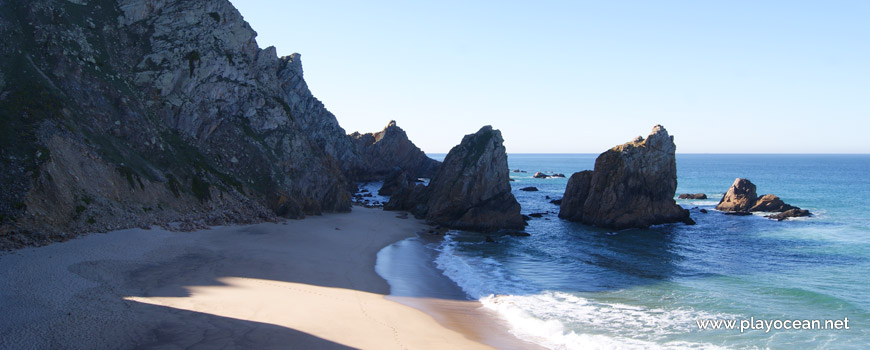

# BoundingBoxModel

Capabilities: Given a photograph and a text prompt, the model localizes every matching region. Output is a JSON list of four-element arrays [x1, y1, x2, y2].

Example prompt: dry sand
[[0, 207, 533, 349]]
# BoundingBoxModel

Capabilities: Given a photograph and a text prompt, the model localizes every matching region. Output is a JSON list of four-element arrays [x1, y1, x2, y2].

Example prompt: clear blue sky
[[230, 1, 869, 154]]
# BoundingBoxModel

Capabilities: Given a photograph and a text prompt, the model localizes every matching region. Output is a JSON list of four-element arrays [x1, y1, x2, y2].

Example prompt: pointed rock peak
[[478, 125, 494, 134], [387, 120, 397, 128], [651, 124, 667, 135], [280, 52, 303, 75], [639, 124, 675, 152], [289, 52, 302, 62]]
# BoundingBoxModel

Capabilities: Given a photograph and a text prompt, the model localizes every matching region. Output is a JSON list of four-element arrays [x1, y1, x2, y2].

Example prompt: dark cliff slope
[[0, 0, 365, 247], [349, 120, 440, 181]]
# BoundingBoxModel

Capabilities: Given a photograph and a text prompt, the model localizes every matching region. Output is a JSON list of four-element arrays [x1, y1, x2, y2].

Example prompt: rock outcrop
[[715, 178, 810, 219], [350, 120, 440, 181], [558, 125, 693, 229], [0, 0, 374, 248], [715, 179, 757, 212], [678, 193, 708, 199], [766, 208, 811, 221], [750, 194, 797, 212], [385, 126, 524, 232], [378, 168, 415, 196], [533, 172, 566, 179]]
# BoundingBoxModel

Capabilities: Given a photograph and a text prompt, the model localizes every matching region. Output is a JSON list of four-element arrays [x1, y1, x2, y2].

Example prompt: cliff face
[[385, 126, 524, 232], [559, 125, 693, 229], [0, 0, 360, 247], [350, 120, 440, 181]]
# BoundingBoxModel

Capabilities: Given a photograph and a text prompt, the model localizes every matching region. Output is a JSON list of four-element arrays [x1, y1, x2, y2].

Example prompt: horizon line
[[424, 152, 870, 155]]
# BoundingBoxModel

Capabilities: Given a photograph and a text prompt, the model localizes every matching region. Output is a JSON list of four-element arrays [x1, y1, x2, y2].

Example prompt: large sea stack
[[558, 125, 693, 229], [385, 126, 524, 232], [349, 120, 440, 181]]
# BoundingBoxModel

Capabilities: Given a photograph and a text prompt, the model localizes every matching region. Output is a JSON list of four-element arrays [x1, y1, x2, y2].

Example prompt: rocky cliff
[[558, 125, 693, 229], [385, 126, 524, 232], [0, 0, 367, 247], [350, 120, 440, 181]]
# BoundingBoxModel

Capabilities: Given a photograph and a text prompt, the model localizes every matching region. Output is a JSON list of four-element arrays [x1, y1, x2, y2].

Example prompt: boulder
[[558, 125, 693, 229], [678, 193, 707, 200], [766, 208, 812, 221], [382, 181, 426, 212], [520, 187, 539, 192], [378, 168, 415, 196], [386, 126, 524, 232], [551, 173, 566, 178], [549, 198, 562, 205], [715, 178, 757, 212], [750, 194, 797, 212]]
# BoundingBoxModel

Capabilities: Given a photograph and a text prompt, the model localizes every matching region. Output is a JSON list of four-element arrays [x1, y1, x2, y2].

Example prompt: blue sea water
[[408, 154, 870, 349]]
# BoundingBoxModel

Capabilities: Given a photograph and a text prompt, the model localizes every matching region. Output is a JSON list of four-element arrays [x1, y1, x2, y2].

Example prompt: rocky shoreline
[[0, 1, 815, 250]]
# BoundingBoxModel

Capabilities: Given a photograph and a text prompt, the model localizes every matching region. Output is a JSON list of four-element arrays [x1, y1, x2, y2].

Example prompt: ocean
[[375, 154, 870, 349]]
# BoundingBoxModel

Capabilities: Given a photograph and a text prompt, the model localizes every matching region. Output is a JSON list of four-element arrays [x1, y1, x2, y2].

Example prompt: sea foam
[[434, 235, 734, 350]]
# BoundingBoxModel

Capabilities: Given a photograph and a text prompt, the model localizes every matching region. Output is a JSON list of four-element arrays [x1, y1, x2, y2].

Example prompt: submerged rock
[[679, 193, 708, 200], [385, 126, 524, 232], [558, 125, 693, 229], [766, 208, 812, 221], [532, 172, 566, 179], [519, 187, 539, 192]]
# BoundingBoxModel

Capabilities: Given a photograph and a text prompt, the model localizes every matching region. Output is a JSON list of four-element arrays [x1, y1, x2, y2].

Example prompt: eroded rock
[[558, 125, 693, 229]]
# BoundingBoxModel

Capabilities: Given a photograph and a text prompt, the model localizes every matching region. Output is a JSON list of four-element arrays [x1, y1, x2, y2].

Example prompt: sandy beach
[[0, 207, 537, 349]]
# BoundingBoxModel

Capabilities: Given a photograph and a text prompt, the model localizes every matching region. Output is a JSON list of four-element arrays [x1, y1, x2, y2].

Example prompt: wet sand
[[0, 207, 525, 349]]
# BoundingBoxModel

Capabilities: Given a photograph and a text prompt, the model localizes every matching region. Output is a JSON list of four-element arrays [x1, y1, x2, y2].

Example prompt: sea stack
[[350, 120, 441, 181], [715, 178, 810, 219], [558, 125, 693, 229], [715, 178, 757, 212], [386, 126, 524, 232]]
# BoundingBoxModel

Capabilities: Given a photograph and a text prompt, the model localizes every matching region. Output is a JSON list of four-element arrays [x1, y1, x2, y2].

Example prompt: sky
[[230, 1, 869, 154]]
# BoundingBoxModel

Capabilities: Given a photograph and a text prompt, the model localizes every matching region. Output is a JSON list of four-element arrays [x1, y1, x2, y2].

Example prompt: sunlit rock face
[[559, 125, 693, 229]]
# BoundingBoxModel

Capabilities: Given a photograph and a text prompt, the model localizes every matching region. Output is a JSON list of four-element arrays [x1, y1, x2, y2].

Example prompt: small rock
[[520, 187, 539, 192], [766, 208, 812, 221], [678, 193, 707, 200]]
